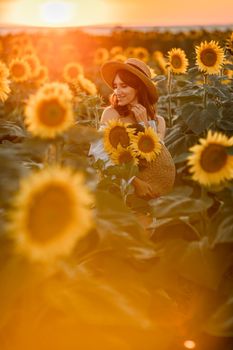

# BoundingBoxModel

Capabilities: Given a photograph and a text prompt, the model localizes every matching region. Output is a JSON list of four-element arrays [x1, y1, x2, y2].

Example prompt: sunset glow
[[0, 0, 112, 27], [39, 1, 74, 25], [0, 0, 233, 27]]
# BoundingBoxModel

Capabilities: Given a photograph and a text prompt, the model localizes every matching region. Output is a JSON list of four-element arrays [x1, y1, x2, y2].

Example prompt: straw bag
[[137, 143, 176, 198]]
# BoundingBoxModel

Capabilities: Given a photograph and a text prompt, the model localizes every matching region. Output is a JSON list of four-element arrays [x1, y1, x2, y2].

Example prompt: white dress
[[88, 119, 164, 164]]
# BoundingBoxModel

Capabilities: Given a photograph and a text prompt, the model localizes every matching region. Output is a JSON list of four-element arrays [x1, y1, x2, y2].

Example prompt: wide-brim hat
[[100, 58, 158, 103]]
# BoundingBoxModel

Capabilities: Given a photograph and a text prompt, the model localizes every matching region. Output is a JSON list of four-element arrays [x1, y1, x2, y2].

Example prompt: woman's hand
[[130, 103, 149, 126], [132, 177, 154, 199]]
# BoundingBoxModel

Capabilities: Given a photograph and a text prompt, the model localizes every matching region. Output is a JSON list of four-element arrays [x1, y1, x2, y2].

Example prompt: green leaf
[[150, 189, 213, 219], [157, 237, 233, 290], [205, 296, 233, 336], [227, 146, 233, 155], [151, 217, 200, 241]]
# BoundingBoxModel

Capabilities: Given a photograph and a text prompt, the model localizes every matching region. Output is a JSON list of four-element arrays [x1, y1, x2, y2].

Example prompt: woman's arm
[[156, 115, 166, 141], [132, 177, 154, 199]]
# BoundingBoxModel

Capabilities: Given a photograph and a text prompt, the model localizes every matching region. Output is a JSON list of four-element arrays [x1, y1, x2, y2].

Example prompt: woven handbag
[[137, 143, 176, 198]]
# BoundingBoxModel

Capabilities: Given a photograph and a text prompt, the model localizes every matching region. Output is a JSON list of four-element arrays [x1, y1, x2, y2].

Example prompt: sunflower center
[[68, 67, 79, 79], [171, 55, 182, 69], [138, 135, 155, 153], [38, 99, 66, 127], [118, 150, 133, 164], [109, 126, 130, 148], [200, 144, 228, 172], [26, 184, 74, 244], [138, 51, 146, 59], [200, 49, 217, 67], [11, 63, 26, 77]]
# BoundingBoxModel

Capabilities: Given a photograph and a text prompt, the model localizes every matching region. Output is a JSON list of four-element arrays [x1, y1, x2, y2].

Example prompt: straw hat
[[137, 143, 176, 198], [100, 58, 158, 103]]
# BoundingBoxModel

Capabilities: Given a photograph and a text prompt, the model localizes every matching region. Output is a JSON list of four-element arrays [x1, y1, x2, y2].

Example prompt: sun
[[39, 1, 74, 25]]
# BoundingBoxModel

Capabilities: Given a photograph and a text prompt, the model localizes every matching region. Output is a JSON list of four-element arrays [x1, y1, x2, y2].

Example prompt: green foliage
[[0, 27, 232, 349]]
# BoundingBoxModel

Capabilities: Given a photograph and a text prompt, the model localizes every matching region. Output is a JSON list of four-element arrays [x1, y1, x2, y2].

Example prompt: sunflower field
[[0, 27, 233, 350]]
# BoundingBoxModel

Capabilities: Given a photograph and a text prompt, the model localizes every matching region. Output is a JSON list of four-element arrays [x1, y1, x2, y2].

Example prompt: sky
[[0, 0, 233, 27]]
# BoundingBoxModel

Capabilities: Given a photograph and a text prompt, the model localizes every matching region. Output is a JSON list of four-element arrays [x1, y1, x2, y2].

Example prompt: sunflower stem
[[200, 186, 208, 236], [94, 106, 100, 129], [44, 139, 62, 165], [167, 69, 173, 128], [203, 74, 208, 109]]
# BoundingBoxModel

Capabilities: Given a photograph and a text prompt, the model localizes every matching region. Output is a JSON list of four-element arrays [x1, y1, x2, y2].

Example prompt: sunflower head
[[134, 47, 149, 63], [39, 82, 73, 101], [152, 50, 167, 74], [187, 130, 233, 186], [24, 84, 74, 138], [226, 32, 233, 55], [77, 74, 97, 95], [63, 62, 84, 83], [111, 54, 127, 63], [8, 166, 93, 261], [110, 46, 123, 57], [124, 47, 136, 58], [0, 79, 11, 103], [195, 40, 225, 75], [131, 127, 162, 162], [93, 48, 109, 65], [9, 58, 31, 82], [104, 120, 135, 153], [0, 60, 10, 80], [34, 65, 49, 85], [110, 145, 139, 166], [22, 54, 41, 78], [167, 48, 189, 74]]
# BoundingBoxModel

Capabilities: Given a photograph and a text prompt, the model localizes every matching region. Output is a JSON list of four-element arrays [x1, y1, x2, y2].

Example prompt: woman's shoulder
[[155, 115, 166, 127], [156, 114, 165, 122], [101, 106, 120, 124]]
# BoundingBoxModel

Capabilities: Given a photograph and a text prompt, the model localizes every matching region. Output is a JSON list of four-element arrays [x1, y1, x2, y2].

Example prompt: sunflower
[[22, 54, 41, 78], [39, 82, 73, 102], [0, 61, 11, 102], [149, 67, 157, 79], [8, 166, 93, 261], [24, 88, 74, 138], [0, 60, 10, 80], [167, 48, 189, 74], [93, 48, 109, 65], [131, 127, 162, 162], [104, 120, 135, 154], [8, 44, 22, 59], [195, 41, 224, 75], [226, 32, 233, 55], [110, 145, 139, 165], [221, 59, 233, 84], [187, 130, 233, 186], [110, 46, 123, 56], [124, 47, 136, 58], [63, 62, 84, 83], [23, 44, 36, 56], [152, 50, 167, 74], [0, 78, 11, 103], [134, 47, 149, 63], [34, 65, 49, 85], [9, 58, 31, 82], [77, 74, 97, 95], [111, 54, 127, 62]]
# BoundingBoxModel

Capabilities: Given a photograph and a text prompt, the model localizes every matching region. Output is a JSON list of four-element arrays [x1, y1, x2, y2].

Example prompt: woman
[[89, 57, 166, 198]]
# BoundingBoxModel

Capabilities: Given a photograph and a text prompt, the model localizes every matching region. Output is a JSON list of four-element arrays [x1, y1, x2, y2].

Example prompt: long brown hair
[[109, 69, 158, 121]]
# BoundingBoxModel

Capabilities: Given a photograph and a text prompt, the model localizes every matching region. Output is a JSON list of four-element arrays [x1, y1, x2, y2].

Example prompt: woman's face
[[113, 74, 138, 106]]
